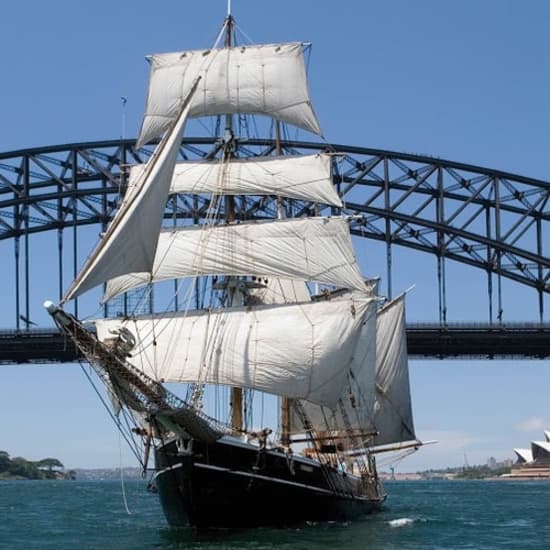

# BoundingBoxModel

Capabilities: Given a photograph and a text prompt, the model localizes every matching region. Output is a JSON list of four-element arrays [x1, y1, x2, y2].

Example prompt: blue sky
[[0, 0, 549, 471]]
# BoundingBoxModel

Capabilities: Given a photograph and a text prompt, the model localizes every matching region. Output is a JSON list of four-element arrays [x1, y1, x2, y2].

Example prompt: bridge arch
[[0, 138, 548, 328]]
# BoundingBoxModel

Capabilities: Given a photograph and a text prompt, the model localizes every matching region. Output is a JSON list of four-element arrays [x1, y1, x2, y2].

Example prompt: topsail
[[129, 154, 341, 207], [103, 217, 367, 301], [137, 42, 322, 148]]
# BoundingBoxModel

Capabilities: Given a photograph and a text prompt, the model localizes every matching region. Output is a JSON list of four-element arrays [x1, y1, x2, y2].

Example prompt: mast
[[280, 398, 291, 448], [222, 9, 243, 435], [275, 119, 292, 448]]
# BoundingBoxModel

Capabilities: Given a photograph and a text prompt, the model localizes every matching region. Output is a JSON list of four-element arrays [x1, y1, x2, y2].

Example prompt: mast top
[[227, 0, 232, 17]]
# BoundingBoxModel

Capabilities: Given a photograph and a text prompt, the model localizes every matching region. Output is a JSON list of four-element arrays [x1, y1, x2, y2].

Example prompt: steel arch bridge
[[0, 138, 549, 360]]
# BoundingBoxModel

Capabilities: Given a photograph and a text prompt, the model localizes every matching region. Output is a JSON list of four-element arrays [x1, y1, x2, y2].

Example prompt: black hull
[[153, 436, 385, 528]]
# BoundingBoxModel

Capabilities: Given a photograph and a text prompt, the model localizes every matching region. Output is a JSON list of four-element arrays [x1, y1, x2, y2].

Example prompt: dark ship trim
[[152, 435, 385, 528]]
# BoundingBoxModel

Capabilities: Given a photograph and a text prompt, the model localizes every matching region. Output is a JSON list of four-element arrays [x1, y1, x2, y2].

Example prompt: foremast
[[218, 10, 244, 435], [275, 120, 292, 450]]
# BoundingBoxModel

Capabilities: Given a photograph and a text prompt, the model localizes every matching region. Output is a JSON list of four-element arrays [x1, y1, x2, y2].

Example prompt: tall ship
[[45, 8, 422, 529]]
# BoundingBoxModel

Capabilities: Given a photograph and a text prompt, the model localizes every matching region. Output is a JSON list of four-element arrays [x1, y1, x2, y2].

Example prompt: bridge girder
[[1, 323, 548, 365], [0, 138, 548, 326]]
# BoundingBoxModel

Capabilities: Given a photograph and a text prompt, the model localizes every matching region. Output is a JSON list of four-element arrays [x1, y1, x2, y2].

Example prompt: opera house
[[508, 430, 550, 478]]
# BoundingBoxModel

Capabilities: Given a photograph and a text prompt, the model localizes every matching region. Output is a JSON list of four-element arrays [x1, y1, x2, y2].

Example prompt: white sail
[[247, 278, 311, 305], [103, 217, 367, 301], [289, 295, 415, 448], [128, 154, 342, 207], [94, 296, 376, 409], [370, 294, 416, 446], [136, 42, 322, 148], [63, 80, 200, 302], [288, 290, 378, 439]]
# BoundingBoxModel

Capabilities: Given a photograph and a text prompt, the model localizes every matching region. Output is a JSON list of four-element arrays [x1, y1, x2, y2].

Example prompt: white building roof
[[531, 441, 550, 461], [514, 448, 533, 463]]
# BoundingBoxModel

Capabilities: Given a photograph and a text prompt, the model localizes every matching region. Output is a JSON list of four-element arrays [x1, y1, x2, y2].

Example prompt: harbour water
[[1, 479, 549, 549]]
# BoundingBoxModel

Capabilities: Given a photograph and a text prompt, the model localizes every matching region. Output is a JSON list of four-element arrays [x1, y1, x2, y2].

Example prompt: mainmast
[[274, 120, 292, 449], [221, 9, 244, 435]]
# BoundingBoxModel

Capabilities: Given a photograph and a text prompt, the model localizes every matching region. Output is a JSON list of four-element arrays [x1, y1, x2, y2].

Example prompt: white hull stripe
[[152, 462, 184, 482]]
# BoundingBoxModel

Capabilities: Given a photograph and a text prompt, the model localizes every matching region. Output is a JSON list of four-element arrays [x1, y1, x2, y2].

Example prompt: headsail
[[63, 79, 201, 303], [94, 295, 376, 409], [128, 154, 342, 207], [136, 42, 322, 148], [103, 217, 367, 301]]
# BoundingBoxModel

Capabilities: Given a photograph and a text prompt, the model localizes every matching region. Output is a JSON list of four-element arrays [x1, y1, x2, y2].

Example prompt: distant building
[[508, 430, 550, 479], [513, 429, 550, 464], [514, 448, 533, 464]]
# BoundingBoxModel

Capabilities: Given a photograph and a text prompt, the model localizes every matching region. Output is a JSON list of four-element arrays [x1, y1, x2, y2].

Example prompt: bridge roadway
[[0, 324, 548, 364]]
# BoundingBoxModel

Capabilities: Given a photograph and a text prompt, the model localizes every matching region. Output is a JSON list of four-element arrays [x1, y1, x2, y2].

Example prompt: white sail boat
[[44, 9, 422, 528]]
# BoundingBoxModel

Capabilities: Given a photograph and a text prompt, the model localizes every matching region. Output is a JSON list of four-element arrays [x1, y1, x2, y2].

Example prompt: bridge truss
[[0, 138, 548, 337]]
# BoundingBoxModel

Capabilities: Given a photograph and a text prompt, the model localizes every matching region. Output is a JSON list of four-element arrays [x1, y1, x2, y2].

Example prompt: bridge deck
[[407, 323, 550, 359], [0, 324, 548, 364]]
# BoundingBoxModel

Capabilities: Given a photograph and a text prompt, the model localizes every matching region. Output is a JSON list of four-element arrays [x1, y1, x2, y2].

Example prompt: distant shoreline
[[0, 451, 74, 481], [0, 472, 74, 481], [382, 475, 550, 481]]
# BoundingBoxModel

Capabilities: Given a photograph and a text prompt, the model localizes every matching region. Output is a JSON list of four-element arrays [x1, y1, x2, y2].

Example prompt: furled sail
[[370, 294, 416, 446], [63, 80, 200, 303], [136, 42, 322, 148], [94, 296, 376, 409], [128, 154, 342, 207], [103, 217, 367, 302]]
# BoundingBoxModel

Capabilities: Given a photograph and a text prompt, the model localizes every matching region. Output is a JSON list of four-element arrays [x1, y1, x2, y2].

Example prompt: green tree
[[37, 458, 64, 471], [0, 451, 10, 473], [9, 457, 41, 479]]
